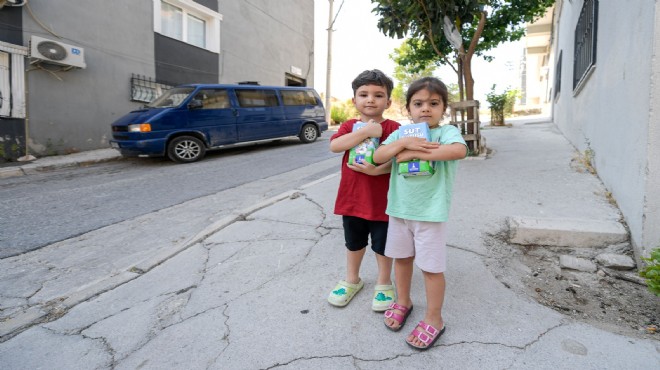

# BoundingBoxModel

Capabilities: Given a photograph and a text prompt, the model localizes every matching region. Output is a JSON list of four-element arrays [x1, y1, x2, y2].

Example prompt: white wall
[[552, 0, 659, 259]]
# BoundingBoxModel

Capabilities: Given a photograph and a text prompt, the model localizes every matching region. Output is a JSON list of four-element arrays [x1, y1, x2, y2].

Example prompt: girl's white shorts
[[384, 216, 447, 273]]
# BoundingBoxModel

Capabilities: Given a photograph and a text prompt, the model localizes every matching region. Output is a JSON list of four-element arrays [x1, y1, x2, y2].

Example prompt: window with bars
[[130, 74, 175, 103], [573, 0, 598, 92]]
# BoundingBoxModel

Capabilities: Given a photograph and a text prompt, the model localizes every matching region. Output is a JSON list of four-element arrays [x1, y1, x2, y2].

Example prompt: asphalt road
[[0, 135, 341, 258]]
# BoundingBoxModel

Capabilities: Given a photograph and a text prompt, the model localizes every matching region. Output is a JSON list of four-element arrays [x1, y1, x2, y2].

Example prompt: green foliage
[[504, 89, 521, 115], [486, 84, 517, 124], [371, 0, 556, 100], [447, 83, 460, 104], [330, 99, 358, 125], [390, 40, 436, 86], [639, 248, 660, 296]]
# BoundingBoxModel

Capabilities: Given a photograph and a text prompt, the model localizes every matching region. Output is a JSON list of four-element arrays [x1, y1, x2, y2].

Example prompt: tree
[[371, 0, 555, 102], [389, 40, 436, 114]]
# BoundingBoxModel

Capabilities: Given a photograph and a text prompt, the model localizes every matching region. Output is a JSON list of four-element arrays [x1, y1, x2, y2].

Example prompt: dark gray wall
[[155, 34, 219, 85], [0, 5, 22, 44]]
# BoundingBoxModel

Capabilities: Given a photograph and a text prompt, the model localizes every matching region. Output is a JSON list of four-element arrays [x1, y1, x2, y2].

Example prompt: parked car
[[110, 84, 327, 163]]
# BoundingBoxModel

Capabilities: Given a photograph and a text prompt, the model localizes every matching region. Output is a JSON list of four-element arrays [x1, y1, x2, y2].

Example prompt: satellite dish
[[36, 41, 67, 61]]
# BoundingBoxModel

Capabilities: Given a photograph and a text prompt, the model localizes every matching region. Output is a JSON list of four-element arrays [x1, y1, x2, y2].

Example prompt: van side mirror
[[188, 99, 203, 109]]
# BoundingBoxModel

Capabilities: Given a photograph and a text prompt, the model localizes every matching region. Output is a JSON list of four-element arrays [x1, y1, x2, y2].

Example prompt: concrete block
[[559, 255, 597, 272], [508, 217, 628, 248], [595, 253, 636, 270]]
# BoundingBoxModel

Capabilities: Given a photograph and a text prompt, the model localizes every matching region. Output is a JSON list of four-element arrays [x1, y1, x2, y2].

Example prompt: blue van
[[110, 84, 327, 163]]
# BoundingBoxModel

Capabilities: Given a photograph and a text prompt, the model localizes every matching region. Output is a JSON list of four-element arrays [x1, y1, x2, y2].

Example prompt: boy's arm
[[347, 159, 393, 176], [329, 120, 382, 153], [395, 142, 468, 162]]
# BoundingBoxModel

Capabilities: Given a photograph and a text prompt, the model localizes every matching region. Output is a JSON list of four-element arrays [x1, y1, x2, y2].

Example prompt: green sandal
[[372, 284, 396, 311], [327, 279, 364, 307]]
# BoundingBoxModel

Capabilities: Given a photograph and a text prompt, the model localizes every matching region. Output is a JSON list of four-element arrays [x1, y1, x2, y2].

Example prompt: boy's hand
[[347, 161, 380, 175], [361, 119, 382, 138]]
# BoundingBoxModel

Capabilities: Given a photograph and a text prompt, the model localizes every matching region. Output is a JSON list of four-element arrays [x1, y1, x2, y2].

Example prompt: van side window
[[236, 89, 278, 107], [194, 89, 230, 109], [281, 90, 307, 106], [304, 90, 319, 105]]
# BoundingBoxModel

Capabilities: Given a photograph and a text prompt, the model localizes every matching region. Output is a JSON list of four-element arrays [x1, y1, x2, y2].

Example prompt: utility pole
[[324, 0, 334, 124]]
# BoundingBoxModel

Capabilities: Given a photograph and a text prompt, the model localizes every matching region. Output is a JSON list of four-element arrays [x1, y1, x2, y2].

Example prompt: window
[[154, 0, 222, 53], [236, 89, 278, 108], [281, 90, 306, 106], [573, 0, 598, 92], [194, 89, 230, 109], [130, 74, 175, 103], [554, 51, 562, 99]]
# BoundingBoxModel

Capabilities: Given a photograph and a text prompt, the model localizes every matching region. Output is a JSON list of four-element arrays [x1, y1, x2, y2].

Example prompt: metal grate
[[573, 0, 598, 91], [130, 74, 175, 103]]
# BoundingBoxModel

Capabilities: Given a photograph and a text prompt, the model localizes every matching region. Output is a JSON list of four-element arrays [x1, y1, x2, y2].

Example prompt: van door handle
[[232, 109, 239, 117]]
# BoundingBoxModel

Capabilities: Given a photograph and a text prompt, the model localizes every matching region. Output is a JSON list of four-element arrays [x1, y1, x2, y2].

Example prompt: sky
[[313, 0, 525, 103]]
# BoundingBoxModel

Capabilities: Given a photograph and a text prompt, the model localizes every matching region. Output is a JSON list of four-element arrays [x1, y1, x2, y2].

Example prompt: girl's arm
[[395, 142, 468, 163], [373, 137, 439, 163]]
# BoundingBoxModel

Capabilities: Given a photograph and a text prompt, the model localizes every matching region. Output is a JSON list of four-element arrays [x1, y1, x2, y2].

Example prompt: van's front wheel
[[299, 124, 318, 143], [168, 136, 206, 163]]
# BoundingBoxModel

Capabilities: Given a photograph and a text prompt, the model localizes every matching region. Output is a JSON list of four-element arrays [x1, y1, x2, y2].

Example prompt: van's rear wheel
[[299, 124, 318, 143], [168, 136, 206, 163]]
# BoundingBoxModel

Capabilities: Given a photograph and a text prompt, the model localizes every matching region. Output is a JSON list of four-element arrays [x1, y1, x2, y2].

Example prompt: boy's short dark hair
[[351, 69, 394, 98]]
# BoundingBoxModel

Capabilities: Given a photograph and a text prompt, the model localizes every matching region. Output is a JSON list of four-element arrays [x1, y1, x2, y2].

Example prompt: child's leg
[[346, 248, 366, 284], [407, 271, 445, 347], [384, 256, 414, 329], [375, 253, 393, 285]]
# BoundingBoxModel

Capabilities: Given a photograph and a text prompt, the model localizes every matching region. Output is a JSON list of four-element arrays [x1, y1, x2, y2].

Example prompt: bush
[[639, 247, 660, 296], [486, 85, 519, 125], [330, 100, 358, 125]]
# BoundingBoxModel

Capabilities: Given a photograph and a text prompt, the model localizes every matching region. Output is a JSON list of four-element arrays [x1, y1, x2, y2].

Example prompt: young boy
[[327, 69, 401, 311]]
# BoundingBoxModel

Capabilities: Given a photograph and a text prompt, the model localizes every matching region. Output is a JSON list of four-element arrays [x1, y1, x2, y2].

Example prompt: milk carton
[[347, 122, 379, 165], [398, 122, 435, 176]]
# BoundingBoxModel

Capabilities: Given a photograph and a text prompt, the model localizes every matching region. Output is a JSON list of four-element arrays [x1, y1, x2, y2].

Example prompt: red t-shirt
[[331, 118, 401, 221]]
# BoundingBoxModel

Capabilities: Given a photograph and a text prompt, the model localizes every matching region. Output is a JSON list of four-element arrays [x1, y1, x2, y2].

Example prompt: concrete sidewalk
[[0, 118, 658, 369]]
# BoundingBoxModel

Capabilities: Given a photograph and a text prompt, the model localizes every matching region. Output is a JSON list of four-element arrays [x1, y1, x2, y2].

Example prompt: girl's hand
[[395, 150, 421, 163], [398, 137, 440, 152]]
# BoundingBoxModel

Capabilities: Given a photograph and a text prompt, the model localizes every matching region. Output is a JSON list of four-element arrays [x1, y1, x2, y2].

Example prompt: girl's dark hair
[[406, 77, 449, 113], [351, 69, 394, 98]]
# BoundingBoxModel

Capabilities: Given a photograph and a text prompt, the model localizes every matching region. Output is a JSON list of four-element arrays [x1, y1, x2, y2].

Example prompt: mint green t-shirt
[[382, 124, 467, 222]]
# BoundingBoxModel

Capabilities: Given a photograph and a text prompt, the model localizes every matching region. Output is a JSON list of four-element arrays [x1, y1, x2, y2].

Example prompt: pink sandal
[[406, 320, 446, 350], [383, 303, 413, 332]]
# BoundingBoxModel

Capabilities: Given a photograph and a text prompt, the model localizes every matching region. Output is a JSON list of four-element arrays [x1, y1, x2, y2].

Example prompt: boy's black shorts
[[342, 215, 388, 255]]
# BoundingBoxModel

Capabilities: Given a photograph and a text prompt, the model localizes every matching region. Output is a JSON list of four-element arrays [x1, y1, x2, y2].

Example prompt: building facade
[[0, 0, 315, 159], [546, 0, 660, 262]]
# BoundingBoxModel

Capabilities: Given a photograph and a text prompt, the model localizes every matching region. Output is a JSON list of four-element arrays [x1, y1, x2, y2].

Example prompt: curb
[[0, 150, 123, 179]]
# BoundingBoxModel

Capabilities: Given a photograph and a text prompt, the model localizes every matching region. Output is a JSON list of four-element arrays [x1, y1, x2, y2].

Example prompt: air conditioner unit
[[29, 35, 86, 69]]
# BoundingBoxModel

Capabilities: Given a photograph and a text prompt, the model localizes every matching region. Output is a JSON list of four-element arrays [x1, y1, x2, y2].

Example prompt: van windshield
[[147, 87, 195, 108]]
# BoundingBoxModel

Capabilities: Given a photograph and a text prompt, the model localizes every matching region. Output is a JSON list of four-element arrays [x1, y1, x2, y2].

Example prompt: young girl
[[373, 77, 467, 350]]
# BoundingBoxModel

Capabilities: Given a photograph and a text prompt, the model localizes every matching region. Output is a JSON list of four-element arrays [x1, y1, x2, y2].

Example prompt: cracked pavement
[[1, 120, 659, 369]]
